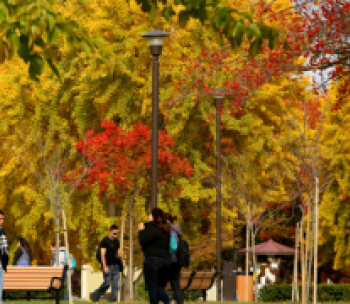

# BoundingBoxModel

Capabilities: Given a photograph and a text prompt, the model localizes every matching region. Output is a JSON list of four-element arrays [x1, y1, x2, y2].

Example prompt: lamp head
[[142, 30, 170, 55]]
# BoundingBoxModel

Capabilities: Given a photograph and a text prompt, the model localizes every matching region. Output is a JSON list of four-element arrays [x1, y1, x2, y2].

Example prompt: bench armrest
[[48, 276, 64, 292]]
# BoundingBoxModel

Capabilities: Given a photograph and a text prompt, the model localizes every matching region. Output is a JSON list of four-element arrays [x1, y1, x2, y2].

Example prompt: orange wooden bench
[[3, 265, 67, 304], [165, 270, 218, 301]]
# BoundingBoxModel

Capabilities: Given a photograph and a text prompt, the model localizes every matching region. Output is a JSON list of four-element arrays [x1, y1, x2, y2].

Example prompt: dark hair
[[50, 242, 56, 248], [18, 237, 32, 261], [151, 208, 171, 238], [0, 210, 4, 216], [164, 213, 177, 224], [110, 224, 118, 231]]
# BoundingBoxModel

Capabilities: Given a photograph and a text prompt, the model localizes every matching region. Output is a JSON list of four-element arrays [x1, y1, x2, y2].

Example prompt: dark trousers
[[169, 262, 184, 304], [143, 257, 170, 304]]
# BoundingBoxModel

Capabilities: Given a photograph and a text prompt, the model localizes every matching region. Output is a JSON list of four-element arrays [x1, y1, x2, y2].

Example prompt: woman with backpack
[[165, 213, 184, 304], [138, 208, 173, 304], [13, 237, 32, 266]]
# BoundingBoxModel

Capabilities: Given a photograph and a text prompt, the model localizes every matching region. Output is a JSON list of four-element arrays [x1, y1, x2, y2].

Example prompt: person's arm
[[13, 248, 21, 265], [138, 224, 157, 246], [117, 249, 122, 259], [100, 247, 108, 273]]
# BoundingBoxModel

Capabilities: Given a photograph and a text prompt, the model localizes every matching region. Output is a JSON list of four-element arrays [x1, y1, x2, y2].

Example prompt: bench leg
[[56, 290, 60, 304], [27, 291, 31, 301], [202, 290, 207, 301], [3, 290, 5, 301]]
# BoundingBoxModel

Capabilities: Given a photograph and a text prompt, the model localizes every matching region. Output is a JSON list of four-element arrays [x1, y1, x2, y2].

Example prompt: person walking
[[0, 210, 9, 304], [13, 238, 32, 266], [138, 208, 172, 304], [165, 213, 184, 304], [92, 224, 122, 303], [50, 241, 72, 301]]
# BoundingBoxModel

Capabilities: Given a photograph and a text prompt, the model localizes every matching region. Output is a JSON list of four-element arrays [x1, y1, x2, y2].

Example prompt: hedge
[[135, 281, 202, 301], [259, 284, 350, 302]]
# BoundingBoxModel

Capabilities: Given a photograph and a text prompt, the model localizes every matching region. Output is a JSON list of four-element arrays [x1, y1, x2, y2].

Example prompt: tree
[[3, 129, 99, 302], [0, 0, 111, 80]]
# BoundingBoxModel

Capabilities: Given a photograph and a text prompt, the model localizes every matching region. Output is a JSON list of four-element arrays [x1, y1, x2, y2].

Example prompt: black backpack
[[96, 244, 102, 264], [173, 231, 190, 268]]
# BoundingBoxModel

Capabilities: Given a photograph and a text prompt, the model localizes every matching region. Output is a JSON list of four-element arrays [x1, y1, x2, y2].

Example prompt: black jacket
[[138, 222, 170, 259]]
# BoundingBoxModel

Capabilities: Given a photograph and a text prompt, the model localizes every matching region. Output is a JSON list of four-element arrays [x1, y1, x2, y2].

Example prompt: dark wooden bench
[[166, 270, 218, 301], [3, 265, 67, 304]]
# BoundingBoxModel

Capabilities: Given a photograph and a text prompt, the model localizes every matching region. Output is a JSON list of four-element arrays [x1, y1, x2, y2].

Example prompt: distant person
[[138, 208, 172, 304], [165, 213, 183, 304], [0, 210, 9, 304], [92, 224, 122, 303], [50, 241, 73, 301], [13, 237, 32, 266]]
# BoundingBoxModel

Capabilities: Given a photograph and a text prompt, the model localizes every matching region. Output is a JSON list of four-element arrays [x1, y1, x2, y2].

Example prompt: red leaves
[[71, 120, 193, 200]]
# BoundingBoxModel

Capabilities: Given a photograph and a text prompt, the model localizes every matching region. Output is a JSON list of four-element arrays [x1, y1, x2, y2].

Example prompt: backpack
[[64, 251, 76, 270], [173, 231, 190, 268], [17, 247, 30, 266], [169, 231, 178, 256]]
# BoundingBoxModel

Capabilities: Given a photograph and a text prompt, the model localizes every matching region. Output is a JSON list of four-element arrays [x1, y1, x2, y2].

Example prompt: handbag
[[169, 231, 178, 256]]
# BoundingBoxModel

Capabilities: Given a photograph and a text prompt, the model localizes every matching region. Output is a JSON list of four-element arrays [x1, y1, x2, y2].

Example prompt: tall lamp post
[[212, 88, 226, 302], [142, 30, 170, 210]]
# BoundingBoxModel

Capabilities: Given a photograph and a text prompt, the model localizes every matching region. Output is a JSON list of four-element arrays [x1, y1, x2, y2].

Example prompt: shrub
[[135, 281, 203, 301], [259, 284, 350, 302]]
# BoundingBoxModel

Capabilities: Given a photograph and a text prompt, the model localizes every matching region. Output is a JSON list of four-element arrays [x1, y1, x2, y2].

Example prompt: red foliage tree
[[67, 120, 193, 203]]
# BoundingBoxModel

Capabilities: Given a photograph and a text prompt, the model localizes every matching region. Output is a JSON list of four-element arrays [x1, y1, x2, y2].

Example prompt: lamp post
[[142, 30, 170, 210], [212, 88, 226, 302]]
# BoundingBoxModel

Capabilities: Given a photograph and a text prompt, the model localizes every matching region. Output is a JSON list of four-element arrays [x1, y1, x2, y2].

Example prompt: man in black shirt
[[93, 224, 122, 302]]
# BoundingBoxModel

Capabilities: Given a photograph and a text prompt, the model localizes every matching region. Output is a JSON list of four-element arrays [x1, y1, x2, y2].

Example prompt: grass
[[5, 300, 349, 304]]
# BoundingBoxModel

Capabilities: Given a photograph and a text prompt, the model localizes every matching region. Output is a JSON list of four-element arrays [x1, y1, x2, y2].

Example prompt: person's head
[[151, 208, 170, 238], [0, 210, 4, 228], [18, 237, 32, 257], [164, 213, 177, 224], [108, 224, 119, 240], [50, 242, 56, 252]]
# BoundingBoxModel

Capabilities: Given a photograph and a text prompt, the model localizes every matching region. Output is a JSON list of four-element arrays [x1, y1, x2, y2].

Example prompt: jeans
[[169, 262, 184, 304], [143, 257, 171, 304], [0, 266, 3, 304], [93, 265, 120, 302]]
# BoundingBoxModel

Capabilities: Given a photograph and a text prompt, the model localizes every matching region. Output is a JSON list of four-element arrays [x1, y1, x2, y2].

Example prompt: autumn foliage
[[69, 120, 193, 201]]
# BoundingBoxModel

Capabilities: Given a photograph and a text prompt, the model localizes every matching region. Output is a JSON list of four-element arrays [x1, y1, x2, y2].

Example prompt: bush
[[135, 281, 203, 302], [259, 284, 350, 302], [4, 289, 65, 300]]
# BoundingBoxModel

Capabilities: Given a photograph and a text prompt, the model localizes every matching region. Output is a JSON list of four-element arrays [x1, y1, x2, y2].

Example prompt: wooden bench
[[3, 265, 67, 304], [165, 270, 218, 301]]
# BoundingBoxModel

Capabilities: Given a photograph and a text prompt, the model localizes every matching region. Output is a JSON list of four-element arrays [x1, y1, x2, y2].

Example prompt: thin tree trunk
[[301, 217, 306, 304], [307, 206, 315, 304], [62, 210, 73, 304], [129, 198, 134, 301], [246, 216, 250, 302], [294, 222, 300, 302], [55, 216, 60, 266], [251, 227, 258, 302], [314, 178, 319, 304], [119, 207, 126, 302], [306, 205, 312, 304]]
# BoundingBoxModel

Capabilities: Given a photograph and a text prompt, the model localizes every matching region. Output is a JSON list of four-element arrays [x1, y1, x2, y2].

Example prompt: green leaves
[[249, 38, 262, 57], [162, 6, 175, 20], [29, 55, 44, 81], [179, 11, 191, 27]]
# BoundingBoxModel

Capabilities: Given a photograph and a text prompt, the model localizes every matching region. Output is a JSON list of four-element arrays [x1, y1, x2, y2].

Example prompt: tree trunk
[[300, 217, 306, 304], [293, 222, 300, 302], [62, 210, 73, 304], [306, 205, 312, 304], [246, 218, 250, 302], [119, 207, 126, 302], [55, 216, 60, 266], [108, 200, 115, 217], [307, 206, 315, 304], [129, 198, 134, 300], [314, 178, 319, 304], [251, 228, 258, 302]]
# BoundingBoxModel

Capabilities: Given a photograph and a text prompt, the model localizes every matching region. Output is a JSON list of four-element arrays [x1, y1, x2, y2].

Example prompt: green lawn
[[1, 300, 349, 304]]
